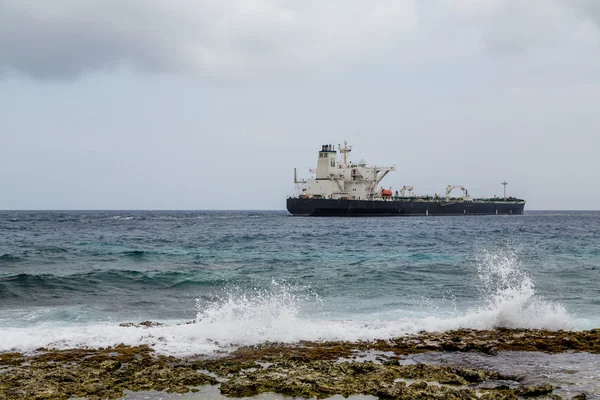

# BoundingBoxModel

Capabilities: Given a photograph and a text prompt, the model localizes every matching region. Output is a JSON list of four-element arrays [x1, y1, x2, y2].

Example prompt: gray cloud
[[443, 0, 600, 53], [4, 1, 600, 80], [0, 1, 417, 80]]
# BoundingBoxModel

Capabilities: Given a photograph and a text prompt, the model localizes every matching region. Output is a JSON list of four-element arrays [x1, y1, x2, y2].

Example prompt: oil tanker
[[287, 142, 525, 216]]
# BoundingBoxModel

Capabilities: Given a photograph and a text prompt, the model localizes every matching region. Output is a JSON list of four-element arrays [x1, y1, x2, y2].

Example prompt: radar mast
[[338, 140, 352, 165]]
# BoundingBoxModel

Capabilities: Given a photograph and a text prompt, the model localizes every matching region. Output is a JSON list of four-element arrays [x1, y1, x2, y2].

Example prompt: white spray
[[0, 250, 579, 356]]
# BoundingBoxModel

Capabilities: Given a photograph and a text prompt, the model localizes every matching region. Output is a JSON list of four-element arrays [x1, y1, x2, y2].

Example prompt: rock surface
[[1, 327, 598, 399]]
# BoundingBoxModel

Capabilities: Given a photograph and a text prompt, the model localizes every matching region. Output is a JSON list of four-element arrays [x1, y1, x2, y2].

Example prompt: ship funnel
[[320, 144, 337, 152]]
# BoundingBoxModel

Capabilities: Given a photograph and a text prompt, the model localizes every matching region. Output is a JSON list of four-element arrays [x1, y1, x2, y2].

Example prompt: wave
[[0, 270, 226, 300], [0, 274, 82, 301], [0, 254, 23, 263], [0, 249, 592, 356], [0, 273, 73, 288], [38, 247, 68, 254], [63, 248, 192, 261], [466, 248, 573, 330], [0, 257, 586, 357], [122, 250, 148, 259]]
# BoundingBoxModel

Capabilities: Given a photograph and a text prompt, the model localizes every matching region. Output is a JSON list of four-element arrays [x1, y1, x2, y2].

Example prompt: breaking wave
[[0, 252, 582, 356], [471, 249, 573, 329]]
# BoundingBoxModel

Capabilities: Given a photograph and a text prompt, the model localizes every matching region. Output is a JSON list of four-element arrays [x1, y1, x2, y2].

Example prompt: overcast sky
[[1, 0, 599, 210]]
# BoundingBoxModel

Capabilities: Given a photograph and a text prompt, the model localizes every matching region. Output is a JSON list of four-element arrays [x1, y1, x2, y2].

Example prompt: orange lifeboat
[[381, 189, 393, 197]]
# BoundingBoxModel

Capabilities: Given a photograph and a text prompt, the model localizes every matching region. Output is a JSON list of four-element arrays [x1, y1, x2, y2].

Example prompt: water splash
[[0, 257, 579, 356], [447, 248, 574, 330], [194, 279, 323, 343]]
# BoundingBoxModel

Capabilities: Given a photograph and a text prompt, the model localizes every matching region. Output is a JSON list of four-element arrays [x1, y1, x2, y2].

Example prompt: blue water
[[0, 210, 599, 356]]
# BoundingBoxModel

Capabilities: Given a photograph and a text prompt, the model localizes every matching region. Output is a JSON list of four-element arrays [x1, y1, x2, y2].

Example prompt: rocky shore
[[1, 327, 599, 400]]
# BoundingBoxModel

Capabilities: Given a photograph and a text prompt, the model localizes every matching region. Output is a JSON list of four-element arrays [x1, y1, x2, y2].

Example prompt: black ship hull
[[287, 198, 525, 216]]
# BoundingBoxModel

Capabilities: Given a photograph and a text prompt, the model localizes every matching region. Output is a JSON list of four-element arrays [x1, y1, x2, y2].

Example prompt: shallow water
[[413, 351, 600, 399], [122, 387, 376, 400]]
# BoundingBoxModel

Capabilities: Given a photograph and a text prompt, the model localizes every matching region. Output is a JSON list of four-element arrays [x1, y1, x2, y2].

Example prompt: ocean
[[1, 210, 599, 358]]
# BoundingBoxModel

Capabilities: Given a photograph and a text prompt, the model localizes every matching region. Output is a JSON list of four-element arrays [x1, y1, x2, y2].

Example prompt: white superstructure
[[294, 142, 396, 200]]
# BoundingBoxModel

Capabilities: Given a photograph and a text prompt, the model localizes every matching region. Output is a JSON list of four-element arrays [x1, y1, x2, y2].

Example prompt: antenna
[[338, 140, 352, 165], [502, 181, 508, 199]]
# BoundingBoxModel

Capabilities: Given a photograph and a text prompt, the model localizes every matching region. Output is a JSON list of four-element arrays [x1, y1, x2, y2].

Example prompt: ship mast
[[338, 140, 352, 165]]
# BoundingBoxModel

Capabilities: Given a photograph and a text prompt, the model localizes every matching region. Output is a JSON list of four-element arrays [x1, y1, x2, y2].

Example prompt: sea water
[[0, 211, 598, 359]]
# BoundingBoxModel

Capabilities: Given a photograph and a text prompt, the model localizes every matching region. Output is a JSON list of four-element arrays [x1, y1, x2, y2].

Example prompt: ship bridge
[[294, 142, 395, 200]]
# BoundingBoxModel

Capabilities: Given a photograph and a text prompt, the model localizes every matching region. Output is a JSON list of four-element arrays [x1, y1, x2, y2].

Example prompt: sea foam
[[0, 251, 583, 356]]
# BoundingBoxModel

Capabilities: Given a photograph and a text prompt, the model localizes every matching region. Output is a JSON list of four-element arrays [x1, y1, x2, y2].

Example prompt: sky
[[1, 0, 599, 210]]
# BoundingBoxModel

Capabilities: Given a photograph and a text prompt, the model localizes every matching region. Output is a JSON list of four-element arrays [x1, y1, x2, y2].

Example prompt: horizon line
[[1, 209, 599, 212]]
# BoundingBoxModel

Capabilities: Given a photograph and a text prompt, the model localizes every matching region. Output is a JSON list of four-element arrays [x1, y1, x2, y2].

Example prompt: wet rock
[[1, 328, 597, 399], [453, 367, 493, 383], [0, 345, 216, 399], [220, 360, 527, 399], [515, 384, 554, 397], [0, 352, 24, 366], [118, 320, 164, 328], [376, 381, 407, 398], [409, 381, 428, 390], [99, 359, 121, 372]]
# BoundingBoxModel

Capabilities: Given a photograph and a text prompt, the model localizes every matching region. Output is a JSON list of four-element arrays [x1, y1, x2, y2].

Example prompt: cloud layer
[[0, 0, 417, 79], [446, 0, 600, 52], [1, 1, 599, 80]]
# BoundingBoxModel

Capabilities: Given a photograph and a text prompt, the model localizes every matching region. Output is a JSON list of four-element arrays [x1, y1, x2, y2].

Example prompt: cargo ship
[[287, 142, 525, 216]]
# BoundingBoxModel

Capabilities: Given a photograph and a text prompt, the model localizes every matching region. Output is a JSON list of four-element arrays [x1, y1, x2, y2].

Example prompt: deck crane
[[445, 185, 466, 200], [400, 185, 414, 197]]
